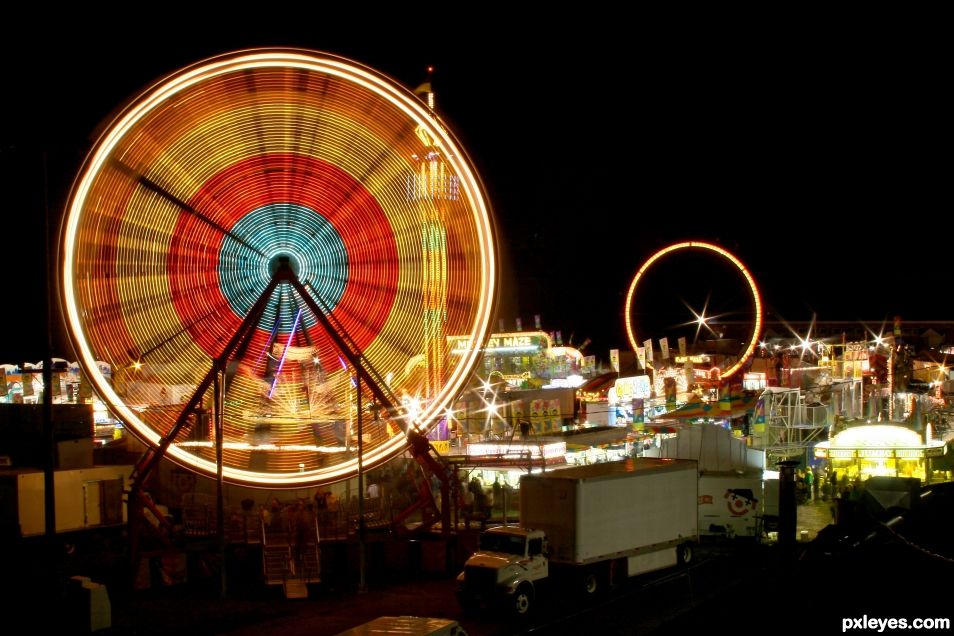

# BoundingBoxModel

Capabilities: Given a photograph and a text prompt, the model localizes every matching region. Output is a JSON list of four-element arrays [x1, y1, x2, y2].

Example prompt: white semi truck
[[456, 458, 698, 615]]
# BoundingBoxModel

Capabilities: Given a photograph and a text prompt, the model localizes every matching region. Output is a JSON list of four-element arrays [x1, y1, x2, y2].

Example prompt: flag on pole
[[660, 338, 670, 360]]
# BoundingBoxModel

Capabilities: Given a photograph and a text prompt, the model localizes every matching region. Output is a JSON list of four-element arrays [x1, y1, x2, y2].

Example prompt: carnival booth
[[814, 423, 947, 482]]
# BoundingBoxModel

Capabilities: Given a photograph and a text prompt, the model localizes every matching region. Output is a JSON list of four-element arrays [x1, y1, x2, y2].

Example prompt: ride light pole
[[357, 375, 367, 592]]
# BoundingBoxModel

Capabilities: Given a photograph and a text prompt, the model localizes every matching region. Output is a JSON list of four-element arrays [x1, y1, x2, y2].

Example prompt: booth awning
[[663, 394, 759, 420]]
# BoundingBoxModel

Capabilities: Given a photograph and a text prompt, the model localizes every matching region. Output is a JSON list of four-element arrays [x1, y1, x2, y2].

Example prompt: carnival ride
[[59, 50, 497, 568], [624, 241, 763, 381]]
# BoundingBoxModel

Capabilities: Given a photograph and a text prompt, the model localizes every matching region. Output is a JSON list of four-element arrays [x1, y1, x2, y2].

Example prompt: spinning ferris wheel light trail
[[269, 308, 303, 399], [60, 49, 497, 488], [624, 241, 763, 380]]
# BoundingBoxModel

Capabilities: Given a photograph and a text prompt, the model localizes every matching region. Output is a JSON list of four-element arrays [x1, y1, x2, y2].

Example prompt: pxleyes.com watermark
[[842, 616, 950, 633]]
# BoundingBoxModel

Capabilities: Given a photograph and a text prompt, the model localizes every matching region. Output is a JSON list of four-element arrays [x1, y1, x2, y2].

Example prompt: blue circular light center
[[219, 203, 348, 334]]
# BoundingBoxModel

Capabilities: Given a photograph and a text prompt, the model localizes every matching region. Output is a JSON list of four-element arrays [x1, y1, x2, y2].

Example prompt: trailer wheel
[[582, 571, 599, 595], [678, 542, 694, 565], [513, 583, 533, 616]]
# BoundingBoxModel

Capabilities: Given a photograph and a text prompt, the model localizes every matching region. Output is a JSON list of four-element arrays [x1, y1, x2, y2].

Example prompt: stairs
[[263, 545, 290, 585], [260, 511, 321, 593], [300, 543, 321, 584], [283, 577, 309, 599]]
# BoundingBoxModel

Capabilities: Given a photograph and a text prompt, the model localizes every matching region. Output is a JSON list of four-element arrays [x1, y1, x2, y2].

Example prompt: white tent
[[644, 423, 764, 472]]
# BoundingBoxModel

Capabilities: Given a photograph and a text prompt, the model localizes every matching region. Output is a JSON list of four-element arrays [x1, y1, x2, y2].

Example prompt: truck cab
[[456, 526, 548, 615]]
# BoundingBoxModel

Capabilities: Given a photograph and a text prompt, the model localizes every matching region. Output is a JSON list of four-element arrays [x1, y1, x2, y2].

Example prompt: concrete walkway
[[797, 497, 835, 542]]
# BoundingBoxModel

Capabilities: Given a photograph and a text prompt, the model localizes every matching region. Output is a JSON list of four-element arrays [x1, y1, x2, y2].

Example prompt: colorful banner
[[632, 397, 645, 430], [677, 337, 687, 357], [534, 314, 542, 330], [515, 317, 523, 331], [660, 337, 670, 360], [636, 347, 646, 371], [754, 397, 766, 433], [609, 349, 620, 372], [546, 399, 562, 432], [530, 399, 546, 433], [664, 376, 677, 403], [644, 339, 654, 368], [583, 355, 596, 374], [719, 383, 732, 412]]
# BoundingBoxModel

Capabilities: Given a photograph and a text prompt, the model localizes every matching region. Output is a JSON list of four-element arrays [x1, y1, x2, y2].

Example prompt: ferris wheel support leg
[[126, 276, 280, 587], [287, 273, 400, 417], [404, 430, 452, 534], [129, 274, 282, 494]]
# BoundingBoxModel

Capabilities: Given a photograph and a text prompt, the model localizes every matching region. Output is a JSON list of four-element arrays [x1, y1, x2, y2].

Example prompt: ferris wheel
[[624, 241, 762, 380], [61, 49, 497, 487]]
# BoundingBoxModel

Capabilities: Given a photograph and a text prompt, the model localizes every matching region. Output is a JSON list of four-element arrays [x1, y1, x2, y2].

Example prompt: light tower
[[408, 67, 457, 401]]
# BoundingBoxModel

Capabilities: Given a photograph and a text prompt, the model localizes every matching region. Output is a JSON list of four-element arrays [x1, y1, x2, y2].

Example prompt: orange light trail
[[624, 241, 762, 379]]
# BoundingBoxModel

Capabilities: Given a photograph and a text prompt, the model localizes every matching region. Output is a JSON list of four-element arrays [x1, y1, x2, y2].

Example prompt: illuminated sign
[[743, 372, 766, 391], [609, 376, 652, 402], [502, 372, 532, 387], [815, 446, 946, 459], [468, 441, 567, 459], [675, 355, 710, 364], [448, 331, 550, 355]]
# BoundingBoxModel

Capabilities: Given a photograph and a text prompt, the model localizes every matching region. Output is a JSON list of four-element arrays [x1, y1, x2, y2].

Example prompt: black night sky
[[1, 17, 947, 364]]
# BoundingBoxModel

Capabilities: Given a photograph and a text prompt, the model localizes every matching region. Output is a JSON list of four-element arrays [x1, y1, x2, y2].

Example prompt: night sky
[[1, 19, 946, 365]]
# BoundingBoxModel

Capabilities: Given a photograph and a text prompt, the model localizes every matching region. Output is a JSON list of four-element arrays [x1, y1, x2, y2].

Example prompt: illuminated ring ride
[[61, 49, 497, 487], [624, 241, 762, 379]]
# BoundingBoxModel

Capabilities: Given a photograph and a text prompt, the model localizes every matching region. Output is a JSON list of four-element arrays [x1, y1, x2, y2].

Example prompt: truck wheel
[[513, 583, 533, 616], [677, 543, 694, 565], [582, 571, 598, 595]]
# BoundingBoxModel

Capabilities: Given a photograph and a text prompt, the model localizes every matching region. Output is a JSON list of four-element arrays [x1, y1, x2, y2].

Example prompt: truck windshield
[[480, 532, 526, 556]]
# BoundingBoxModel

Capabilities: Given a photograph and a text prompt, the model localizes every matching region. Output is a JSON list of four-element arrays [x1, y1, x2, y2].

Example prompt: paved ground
[[102, 503, 830, 636], [104, 541, 773, 636], [797, 497, 835, 541], [10, 498, 951, 635]]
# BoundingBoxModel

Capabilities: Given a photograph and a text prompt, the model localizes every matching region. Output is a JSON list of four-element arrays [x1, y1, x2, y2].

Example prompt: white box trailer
[[457, 458, 698, 616], [698, 471, 763, 538], [521, 458, 698, 565]]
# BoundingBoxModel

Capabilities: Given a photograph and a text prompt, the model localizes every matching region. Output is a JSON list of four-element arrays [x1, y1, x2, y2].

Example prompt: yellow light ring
[[624, 241, 762, 380], [61, 49, 497, 487]]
